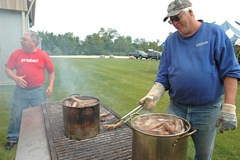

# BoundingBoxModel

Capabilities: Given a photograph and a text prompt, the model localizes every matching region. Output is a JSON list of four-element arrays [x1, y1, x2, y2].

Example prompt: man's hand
[[139, 96, 158, 110], [139, 82, 165, 110], [15, 75, 27, 88], [216, 103, 237, 133], [46, 86, 53, 97]]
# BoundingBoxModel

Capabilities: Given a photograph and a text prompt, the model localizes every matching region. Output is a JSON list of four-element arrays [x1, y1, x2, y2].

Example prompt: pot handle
[[172, 130, 197, 147], [69, 93, 80, 97], [130, 113, 141, 121]]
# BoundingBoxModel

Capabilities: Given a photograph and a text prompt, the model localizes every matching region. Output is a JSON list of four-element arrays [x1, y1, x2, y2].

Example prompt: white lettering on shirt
[[21, 58, 39, 62], [196, 41, 208, 47]]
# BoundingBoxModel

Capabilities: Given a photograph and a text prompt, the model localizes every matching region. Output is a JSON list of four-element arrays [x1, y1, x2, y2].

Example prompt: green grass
[[0, 58, 239, 160]]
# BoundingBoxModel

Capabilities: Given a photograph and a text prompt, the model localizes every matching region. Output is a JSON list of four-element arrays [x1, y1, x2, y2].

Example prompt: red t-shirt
[[6, 48, 54, 88]]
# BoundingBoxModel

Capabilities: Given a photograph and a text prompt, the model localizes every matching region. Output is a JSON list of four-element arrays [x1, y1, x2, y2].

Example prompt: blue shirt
[[156, 22, 240, 105]]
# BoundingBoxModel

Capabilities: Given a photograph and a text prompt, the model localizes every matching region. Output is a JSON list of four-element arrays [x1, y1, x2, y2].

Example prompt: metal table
[[16, 101, 133, 160]]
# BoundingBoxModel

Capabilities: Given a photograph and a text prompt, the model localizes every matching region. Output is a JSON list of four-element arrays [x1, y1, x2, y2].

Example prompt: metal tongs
[[102, 105, 143, 130]]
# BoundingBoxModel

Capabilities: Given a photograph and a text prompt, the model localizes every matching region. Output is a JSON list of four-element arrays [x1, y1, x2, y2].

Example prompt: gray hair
[[25, 30, 40, 45], [181, 7, 195, 17], [182, 7, 192, 12]]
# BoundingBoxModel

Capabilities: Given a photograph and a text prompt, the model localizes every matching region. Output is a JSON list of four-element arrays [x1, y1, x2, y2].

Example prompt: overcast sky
[[31, 0, 240, 43]]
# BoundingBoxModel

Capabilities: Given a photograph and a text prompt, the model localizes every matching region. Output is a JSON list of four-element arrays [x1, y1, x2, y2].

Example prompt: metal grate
[[42, 102, 132, 160]]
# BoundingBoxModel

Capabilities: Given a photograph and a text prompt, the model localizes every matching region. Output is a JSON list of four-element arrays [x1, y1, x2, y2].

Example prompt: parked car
[[147, 50, 162, 60], [128, 50, 149, 59]]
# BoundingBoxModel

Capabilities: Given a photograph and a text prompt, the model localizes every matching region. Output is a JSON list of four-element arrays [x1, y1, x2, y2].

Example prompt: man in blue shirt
[[140, 0, 240, 159]]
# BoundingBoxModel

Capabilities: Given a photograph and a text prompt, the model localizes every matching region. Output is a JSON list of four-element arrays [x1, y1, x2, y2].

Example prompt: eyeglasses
[[168, 12, 184, 25], [20, 37, 32, 42]]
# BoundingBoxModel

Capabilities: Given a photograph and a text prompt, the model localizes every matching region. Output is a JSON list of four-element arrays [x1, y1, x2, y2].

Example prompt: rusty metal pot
[[131, 113, 196, 160], [62, 95, 100, 140]]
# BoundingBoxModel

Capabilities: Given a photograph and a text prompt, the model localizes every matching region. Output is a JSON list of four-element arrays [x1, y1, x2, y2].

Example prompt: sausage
[[163, 122, 176, 133]]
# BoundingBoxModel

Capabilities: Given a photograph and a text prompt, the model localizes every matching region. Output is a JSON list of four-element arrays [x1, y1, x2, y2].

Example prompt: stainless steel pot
[[131, 113, 196, 160], [62, 95, 100, 140]]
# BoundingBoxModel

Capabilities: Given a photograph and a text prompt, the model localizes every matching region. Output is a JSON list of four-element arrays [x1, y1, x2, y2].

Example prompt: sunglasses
[[168, 12, 184, 25]]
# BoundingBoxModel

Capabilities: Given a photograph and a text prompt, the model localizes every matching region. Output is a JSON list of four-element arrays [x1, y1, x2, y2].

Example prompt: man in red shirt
[[4, 31, 55, 150]]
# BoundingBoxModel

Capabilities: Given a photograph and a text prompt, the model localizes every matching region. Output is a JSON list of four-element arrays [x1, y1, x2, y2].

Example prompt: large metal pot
[[62, 95, 100, 140], [131, 113, 196, 160]]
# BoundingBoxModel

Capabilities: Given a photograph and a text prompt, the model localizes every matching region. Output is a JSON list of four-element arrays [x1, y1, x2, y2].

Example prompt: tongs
[[102, 105, 143, 130]]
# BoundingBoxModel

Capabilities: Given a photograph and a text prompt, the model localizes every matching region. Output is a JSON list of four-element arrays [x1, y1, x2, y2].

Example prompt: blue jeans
[[166, 100, 222, 160], [7, 85, 47, 143]]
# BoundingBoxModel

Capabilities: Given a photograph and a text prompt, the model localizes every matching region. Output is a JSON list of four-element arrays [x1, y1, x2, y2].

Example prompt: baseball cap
[[163, 0, 192, 22]]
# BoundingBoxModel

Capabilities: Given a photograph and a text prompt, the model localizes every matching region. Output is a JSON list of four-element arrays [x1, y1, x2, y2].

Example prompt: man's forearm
[[48, 71, 55, 88], [5, 66, 17, 81], [224, 76, 238, 105]]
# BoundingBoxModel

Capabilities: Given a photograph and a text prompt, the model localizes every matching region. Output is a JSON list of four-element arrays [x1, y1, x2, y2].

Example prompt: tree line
[[38, 27, 240, 61], [38, 28, 164, 56]]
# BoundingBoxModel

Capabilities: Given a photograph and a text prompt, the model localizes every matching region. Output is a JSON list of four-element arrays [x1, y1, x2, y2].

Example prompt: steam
[[52, 57, 94, 97]]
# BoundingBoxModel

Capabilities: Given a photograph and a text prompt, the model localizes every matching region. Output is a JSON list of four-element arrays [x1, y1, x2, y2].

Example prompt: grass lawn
[[0, 58, 239, 159]]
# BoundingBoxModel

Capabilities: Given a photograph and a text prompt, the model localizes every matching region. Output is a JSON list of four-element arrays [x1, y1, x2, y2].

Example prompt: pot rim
[[131, 113, 191, 137], [62, 95, 100, 108]]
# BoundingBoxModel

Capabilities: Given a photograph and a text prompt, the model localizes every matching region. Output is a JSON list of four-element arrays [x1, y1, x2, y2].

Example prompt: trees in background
[[234, 45, 240, 62], [39, 28, 240, 59], [38, 28, 163, 56], [38, 31, 82, 55]]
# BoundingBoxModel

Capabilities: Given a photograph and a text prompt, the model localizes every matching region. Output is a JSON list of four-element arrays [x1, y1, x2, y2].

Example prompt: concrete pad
[[16, 106, 50, 160]]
